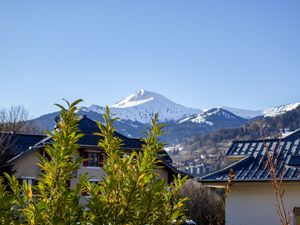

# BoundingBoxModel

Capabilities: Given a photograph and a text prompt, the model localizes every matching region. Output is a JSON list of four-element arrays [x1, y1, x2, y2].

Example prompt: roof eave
[[199, 178, 300, 187], [200, 156, 253, 180]]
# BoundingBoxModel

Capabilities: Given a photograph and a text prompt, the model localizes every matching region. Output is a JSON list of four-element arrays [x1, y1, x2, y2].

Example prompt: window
[[21, 177, 37, 186], [82, 150, 105, 167], [87, 152, 100, 167], [90, 179, 100, 185], [17, 177, 38, 195], [295, 208, 300, 225]]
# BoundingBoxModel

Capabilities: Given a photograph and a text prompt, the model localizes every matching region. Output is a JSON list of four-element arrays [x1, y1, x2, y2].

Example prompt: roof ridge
[[231, 129, 300, 144], [79, 115, 140, 140], [0, 132, 46, 137], [282, 128, 300, 138]]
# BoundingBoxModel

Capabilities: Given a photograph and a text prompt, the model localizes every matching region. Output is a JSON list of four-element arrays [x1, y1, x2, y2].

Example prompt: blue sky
[[0, 1, 300, 117]]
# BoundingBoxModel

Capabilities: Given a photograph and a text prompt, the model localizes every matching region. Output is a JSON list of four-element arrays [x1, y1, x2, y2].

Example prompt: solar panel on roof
[[241, 143, 249, 154], [288, 155, 300, 166], [200, 130, 300, 182]]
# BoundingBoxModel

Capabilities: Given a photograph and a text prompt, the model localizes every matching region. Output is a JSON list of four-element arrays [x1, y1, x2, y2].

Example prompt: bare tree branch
[[0, 105, 38, 175], [260, 125, 292, 225]]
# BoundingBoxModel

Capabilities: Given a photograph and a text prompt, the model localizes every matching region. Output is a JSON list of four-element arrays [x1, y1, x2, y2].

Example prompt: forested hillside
[[171, 105, 300, 173]]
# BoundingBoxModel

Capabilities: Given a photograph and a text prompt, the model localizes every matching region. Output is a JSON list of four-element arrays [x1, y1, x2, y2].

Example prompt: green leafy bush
[[0, 100, 187, 225]]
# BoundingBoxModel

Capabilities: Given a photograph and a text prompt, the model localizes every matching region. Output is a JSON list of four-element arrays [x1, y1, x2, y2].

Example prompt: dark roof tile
[[201, 130, 300, 183], [34, 115, 173, 163], [0, 133, 46, 156]]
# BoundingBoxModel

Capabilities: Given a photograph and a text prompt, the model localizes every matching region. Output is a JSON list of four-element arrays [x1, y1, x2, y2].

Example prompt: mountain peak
[[112, 88, 154, 108], [137, 88, 145, 95], [106, 89, 201, 123], [221, 106, 263, 119], [178, 108, 247, 126], [264, 102, 300, 117]]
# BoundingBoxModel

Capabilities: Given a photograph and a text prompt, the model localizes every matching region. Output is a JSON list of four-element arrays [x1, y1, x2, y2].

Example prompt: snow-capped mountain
[[263, 102, 300, 117], [160, 108, 248, 142], [178, 108, 247, 126], [32, 89, 300, 143], [82, 89, 201, 124], [112, 88, 154, 108], [78, 89, 300, 122], [221, 106, 263, 119], [222, 103, 300, 119]]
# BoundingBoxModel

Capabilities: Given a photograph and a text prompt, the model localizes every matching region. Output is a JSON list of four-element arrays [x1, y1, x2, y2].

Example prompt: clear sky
[[0, 1, 299, 117]]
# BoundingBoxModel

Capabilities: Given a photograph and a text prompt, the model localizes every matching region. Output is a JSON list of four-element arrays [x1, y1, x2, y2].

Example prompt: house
[[5, 115, 182, 187], [180, 164, 212, 177], [200, 129, 300, 225]]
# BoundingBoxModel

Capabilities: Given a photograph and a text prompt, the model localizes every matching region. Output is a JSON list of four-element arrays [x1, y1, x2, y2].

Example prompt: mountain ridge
[[81, 89, 300, 122], [32, 89, 300, 144], [82, 89, 201, 124]]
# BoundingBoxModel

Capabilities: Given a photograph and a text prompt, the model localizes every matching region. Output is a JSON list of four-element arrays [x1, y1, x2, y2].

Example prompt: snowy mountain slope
[[80, 89, 300, 122], [221, 106, 263, 119], [112, 88, 153, 108], [221, 102, 300, 119], [178, 108, 247, 126], [82, 89, 201, 124], [32, 89, 300, 144], [161, 108, 248, 142], [264, 102, 300, 117]]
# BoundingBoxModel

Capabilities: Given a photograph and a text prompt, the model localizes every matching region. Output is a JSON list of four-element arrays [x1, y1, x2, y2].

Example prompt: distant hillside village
[[181, 164, 212, 177], [165, 145, 216, 177]]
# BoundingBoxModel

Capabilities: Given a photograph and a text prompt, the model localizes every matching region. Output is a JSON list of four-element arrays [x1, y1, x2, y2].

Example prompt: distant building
[[181, 164, 211, 177], [200, 129, 300, 225]]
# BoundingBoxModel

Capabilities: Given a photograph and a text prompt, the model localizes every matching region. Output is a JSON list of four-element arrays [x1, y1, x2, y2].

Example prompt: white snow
[[264, 102, 300, 117], [84, 89, 201, 124], [222, 103, 300, 119], [178, 110, 217, 126], [112, 89, 154, 108], [80, 89, 300, 124], [221, 106, 263, 119], [190, 115, 214, 126], [178, 108, 243, 125], [178, 114, 213, 125]]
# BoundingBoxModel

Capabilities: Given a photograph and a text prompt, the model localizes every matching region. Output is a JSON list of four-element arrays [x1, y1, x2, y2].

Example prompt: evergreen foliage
[[81, 107, 187, 225], [0, 100, 187, 225], [4, 99, 84, 224]]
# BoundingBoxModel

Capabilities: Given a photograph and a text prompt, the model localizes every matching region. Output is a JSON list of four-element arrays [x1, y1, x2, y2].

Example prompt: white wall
[[14, 150, 41, 178], [14, 148, 172, 187], [227, 182, 300, 225]]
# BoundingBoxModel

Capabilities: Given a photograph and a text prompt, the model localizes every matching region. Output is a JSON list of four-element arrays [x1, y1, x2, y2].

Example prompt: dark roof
[[200, 129, 300, 183], [0, 133, 46, 156], [161, 161, 193, 178], [6, 116, 183, 177], [35, 115, 142, 149], [34, 115, 173, 163]]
